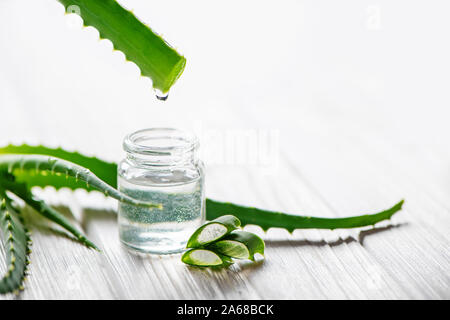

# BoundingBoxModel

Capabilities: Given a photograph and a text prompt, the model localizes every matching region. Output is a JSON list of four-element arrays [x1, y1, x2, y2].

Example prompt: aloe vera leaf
[[21, 195, 98, 250], [0, 144, 116, 190], [0, 175, 97, 249], [0, 145, 404, 231], [181, 248, 231, 267], [0, 196, 31, 294], [5, 182, 97, 250], [206, 199, 404, 232], [57, 0, 186, 93], [186, 215, 241, 248], [0, 154, 161, 209], [208, 230, 265, 261]]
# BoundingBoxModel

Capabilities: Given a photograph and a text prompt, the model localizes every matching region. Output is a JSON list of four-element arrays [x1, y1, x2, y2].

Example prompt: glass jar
[[117, 128, 205, 254]]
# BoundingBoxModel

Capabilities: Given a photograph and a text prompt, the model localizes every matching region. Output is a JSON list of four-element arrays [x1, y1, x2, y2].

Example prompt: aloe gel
[[118, 128, 205, 254]]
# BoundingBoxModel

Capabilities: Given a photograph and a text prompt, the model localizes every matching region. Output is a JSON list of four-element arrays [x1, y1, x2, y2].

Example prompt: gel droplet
[[154, 88, 169, 101]]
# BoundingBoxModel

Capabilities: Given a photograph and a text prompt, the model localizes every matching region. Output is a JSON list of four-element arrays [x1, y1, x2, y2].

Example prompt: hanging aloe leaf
[[186, 215, 241, 248], [181, 248, 233, 267], [0, 145, 404, 232], [57, 0, 186, 93], [208, 230, 265, 261], [0, 196, 32, 294]]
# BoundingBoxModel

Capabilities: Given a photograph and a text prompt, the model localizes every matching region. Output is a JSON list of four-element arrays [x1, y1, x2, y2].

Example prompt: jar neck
[[123, 128, 199, 168]]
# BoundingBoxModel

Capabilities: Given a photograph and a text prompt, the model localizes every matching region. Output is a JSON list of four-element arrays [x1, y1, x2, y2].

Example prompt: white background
[[1, 0, 449, 208]]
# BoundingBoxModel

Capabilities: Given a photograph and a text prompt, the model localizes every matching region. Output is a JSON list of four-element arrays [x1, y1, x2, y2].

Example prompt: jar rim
[[123, 128, 199, 156]]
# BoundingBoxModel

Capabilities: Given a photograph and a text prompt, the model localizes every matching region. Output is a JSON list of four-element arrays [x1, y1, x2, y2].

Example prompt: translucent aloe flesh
[[208, 230, 265, 261], [181, 249, 226, 267], [58, 0, 186, 93], [211, 240, 250, 260], [183, 215, 265, 267], [186, 215, 241, 248], [183, 220, 264, 267]]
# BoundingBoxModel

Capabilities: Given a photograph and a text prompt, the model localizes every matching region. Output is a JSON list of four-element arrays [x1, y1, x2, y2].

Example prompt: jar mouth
[[123, 128, 199, 157]]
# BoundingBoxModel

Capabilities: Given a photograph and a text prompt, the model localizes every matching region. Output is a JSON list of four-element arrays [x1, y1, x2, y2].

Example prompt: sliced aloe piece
[[208, 231, 265, 261], [186, 215, 241, 248], [181, 249, 230, 267]]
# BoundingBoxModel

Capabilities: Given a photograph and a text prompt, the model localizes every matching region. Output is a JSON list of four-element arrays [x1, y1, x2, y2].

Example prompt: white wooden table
[[0, 0, 449, 299]]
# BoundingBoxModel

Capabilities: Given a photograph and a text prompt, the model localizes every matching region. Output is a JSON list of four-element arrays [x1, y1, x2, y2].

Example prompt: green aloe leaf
[[181, 248, 232, 267], [0, 144, 117, 191], [9, 182, 98, 250], [208, 230, 265, 261], [0, 196, 32, 294], [0, 155, 161, 209], [186, 215, 241, 248], [0, 145, 404, 233], [206, 198, 404, 232], [57, 0, 186, 93]]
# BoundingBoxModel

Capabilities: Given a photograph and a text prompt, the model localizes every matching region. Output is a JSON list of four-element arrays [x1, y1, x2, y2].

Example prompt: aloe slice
[[181, 249, 229, 267], [186, 215, 241, 248], [208, 231, 265, 261]]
